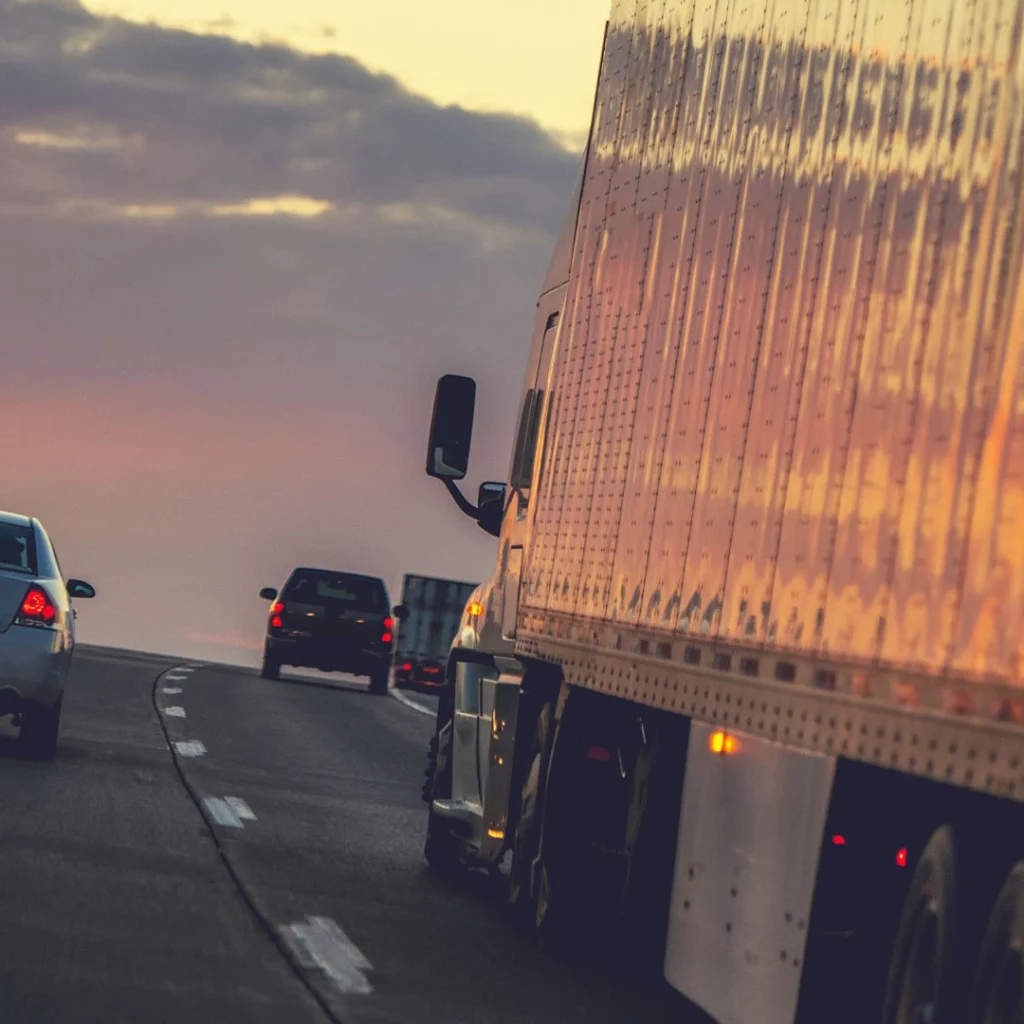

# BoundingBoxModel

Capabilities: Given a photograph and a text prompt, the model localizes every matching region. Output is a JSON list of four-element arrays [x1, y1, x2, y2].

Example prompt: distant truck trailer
[[392, 574, 478, 692]]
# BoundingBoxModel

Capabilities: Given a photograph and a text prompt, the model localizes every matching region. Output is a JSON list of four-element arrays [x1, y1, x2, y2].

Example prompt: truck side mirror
[[392, 604, 409, 620], [475, 481, 506, 538], [477, 481, 506, 508], [425, 374, 476, 480]]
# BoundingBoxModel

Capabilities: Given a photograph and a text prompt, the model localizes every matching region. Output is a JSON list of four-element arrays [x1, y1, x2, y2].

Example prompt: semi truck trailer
[[419, 1, 1024, 1021], [391, 573, 477, 691]]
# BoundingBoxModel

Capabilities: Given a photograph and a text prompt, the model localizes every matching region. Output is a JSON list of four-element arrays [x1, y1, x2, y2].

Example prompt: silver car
[[0, 511, 95, 757]]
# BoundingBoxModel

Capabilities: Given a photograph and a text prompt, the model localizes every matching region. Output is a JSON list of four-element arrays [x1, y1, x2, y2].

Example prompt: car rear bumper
[[266, 636, 390, 675], [0, 625, 70, 711]]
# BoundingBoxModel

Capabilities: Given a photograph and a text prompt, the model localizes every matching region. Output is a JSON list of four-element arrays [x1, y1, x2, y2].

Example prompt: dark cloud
[[0, 0, 583, 664], [0, 0, 575, 228]]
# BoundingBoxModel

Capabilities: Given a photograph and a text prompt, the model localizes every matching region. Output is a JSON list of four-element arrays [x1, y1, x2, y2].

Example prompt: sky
[[0, 0, 607, 665]]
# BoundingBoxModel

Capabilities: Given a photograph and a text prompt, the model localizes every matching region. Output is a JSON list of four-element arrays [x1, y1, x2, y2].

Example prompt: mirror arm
[[444, 478, 481, 521]]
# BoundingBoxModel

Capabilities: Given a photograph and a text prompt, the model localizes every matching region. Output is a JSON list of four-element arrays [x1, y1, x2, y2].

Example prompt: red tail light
[[271, 602, 284, 614], [402, 663, 412, 672], [270, 615, 283, 628], [896, 847, 908, 868], [831, 835, 847, 846], [384, 617, 394, 630], [17, 585, 57, 627], [381, 631, 393, 643]]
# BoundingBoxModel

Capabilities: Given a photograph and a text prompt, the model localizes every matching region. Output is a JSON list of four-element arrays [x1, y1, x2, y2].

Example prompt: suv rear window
[[283, 570, 387, 611], [0, 522, 37, 575]]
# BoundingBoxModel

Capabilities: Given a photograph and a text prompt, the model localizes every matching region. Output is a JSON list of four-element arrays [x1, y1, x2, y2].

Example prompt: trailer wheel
[[967, 862, 1024, 1023], [882, 826, 963, 1024], [508, 701, 553, 925]]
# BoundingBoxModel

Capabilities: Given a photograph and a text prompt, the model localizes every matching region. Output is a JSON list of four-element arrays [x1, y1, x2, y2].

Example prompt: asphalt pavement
[[0, 647, 691, 1024]]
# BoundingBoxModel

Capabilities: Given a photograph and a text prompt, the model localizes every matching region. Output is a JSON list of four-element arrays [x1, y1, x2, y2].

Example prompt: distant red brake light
[[381, 631, 393, 643], [18, 585, 57, 627], [402, 663, 412, 672], [384, 617, 393, 630]]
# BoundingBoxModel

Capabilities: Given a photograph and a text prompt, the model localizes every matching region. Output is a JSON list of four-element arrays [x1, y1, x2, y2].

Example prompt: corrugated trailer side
[[519, 0, 1024, 801], [416, 0, 1024, 1019]]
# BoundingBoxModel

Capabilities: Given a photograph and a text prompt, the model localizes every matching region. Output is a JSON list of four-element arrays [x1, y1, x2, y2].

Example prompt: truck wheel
[[882, 826, 963, 1024], [967, 862, 1024, 1023], [508, 702, 554, 924], [423, 811, 461, 874], [368, 667, 389, 696], [260, 656, 281, 680], [19, 696, 63, 759]]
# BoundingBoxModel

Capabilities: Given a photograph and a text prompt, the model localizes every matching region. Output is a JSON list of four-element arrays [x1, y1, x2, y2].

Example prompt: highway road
[[0, 647, 691, 1024]]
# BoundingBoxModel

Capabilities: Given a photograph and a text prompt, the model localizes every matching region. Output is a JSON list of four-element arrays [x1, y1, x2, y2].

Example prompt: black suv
[[258, 568, 404, 694]]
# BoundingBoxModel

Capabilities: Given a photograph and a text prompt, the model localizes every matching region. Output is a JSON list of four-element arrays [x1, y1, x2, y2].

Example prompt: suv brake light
[[17, 585, 57, 628]]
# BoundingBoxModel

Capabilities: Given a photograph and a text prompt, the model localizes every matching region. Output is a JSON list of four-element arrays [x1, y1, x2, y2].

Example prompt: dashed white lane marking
[[173, 740, 207, 757], [282, 916, 373, 996], [161, 686, 183, 695], [391, 690, 435, 717], [164, 674, 189, 682], [224, 796, 256, 821], [203, 796, 244, 828], [164, 706, 187, 718], [185, 663, 205, 669]]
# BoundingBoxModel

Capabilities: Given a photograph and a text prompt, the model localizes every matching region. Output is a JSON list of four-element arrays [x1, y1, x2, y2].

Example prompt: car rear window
[[284, 571, 387, 611], [0, 522, 37, 575]]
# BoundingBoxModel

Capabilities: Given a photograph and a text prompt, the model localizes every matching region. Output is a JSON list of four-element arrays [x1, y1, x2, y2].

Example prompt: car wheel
[[368, 667, 389, 696], [19, 695, 63, 760], [260, 656, 281, 680]]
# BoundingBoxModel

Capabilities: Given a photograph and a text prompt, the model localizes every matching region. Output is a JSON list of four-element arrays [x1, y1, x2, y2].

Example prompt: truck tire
[[882, 826, 964, 1024], [423, 810, 461, 874], [260, 655, 281, 680], [368, 667, 389, 696], [19, 695, 62, 760], [967, 862, 1024, 1023], [508, 701, 554, 924]]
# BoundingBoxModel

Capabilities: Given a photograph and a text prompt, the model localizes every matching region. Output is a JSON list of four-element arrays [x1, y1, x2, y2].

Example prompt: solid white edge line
[[390, 690, 435, 717], [224, 796, 256, 821], [163, 705, 187, 718]]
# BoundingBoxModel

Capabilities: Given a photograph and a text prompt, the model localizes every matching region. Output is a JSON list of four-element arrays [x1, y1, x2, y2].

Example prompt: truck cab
[[419, 158, 586, 869]]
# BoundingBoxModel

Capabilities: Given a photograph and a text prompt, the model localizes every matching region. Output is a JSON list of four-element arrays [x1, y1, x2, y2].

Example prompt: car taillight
[[17, 585, 57, 627], [381, 631, 393, 643], [402, 663, 412, 672], [271, 616, 283, 628], [271, 602, 284, 614], [384, 617, 393, 630], [269, 602, 284, 628]]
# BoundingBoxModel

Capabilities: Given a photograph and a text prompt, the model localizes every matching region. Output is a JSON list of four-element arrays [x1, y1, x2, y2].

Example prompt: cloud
[[0, 0, 581, 663], [0, 0, 574, 228]]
